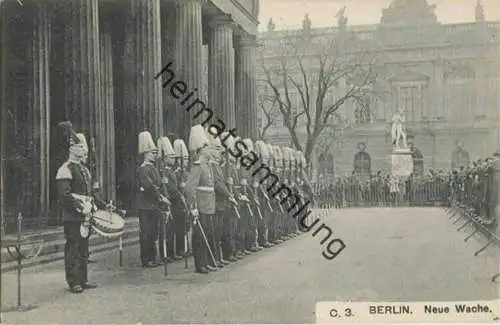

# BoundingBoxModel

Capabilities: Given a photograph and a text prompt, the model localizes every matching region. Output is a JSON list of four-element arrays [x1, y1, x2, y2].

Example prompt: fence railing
[[443, 159, 499, 282], [312, 175, 449, 208]]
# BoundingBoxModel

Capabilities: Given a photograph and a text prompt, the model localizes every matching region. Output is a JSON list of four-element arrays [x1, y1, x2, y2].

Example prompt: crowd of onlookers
[[313, 171, 449, 208], [313, 154, 499, 212]]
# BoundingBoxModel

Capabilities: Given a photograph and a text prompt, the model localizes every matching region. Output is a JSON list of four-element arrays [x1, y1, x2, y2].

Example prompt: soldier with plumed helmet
[[173, 137, 190, 257], [224, 134, 248, 259], [254, 140, 273, 249], [184, 124, 218, 274], [136, 130, 171, 268], [157, 136, 187, 262], [204, 126, 236, 267], [241, 138, 263, 252], [218, 132, 240, 262], [56, 122, 104, 293]]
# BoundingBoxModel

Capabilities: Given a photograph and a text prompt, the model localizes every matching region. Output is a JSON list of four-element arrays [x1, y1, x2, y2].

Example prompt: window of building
[[445, 82, 475, 122], [394, 85, 424, 122], [444, 64, 476, 122]]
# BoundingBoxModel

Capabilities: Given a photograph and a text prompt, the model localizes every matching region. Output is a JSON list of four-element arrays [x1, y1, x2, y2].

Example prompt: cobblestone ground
[[1, 207, 498, 324]]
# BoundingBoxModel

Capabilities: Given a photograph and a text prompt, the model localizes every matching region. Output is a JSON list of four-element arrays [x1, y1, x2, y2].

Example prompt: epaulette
[[192, 160, 201, 165], [56, 162, 72, 180]]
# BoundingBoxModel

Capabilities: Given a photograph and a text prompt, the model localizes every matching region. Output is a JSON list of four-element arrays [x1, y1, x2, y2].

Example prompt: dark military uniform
[[159, 166, 186, 260], [184, 156, 216, 272], [222, 161, 239, 261], [137, 161, 164, 267], [56, 159, 104, 290], [210, 160, 233, 266]]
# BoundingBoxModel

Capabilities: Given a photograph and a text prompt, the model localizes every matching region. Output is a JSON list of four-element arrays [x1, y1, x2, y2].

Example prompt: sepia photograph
[[1, 0, 499, 323]]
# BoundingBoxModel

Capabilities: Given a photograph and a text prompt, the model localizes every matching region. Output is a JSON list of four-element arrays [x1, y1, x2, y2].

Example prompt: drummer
[[55, 122, 100, 294], [77, 132, 106, 264]]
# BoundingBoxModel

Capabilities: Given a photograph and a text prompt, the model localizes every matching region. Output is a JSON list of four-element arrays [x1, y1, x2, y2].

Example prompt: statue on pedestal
[[267, 18, 275, 32], [389, 110, 413, 177], [390, 109, 408, 150], [302, 14, 311, 33], [336, 6, 348, 28]]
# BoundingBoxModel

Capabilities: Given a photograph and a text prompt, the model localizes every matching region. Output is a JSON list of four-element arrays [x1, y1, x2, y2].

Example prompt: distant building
[[258, 0, 500, 181]]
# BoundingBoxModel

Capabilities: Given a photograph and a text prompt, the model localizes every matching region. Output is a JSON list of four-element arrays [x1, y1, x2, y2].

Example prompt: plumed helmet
[[282, 147, 291, 162], [173, 139, 189, 167], [188, 124, 210, 152], [254, 140, 269, 162], [242, 138, 254, 153], [157, 136, 176, 158], [58, 121, 82, 149], [75, 133, 88, 153], [296, 150, 306, 168], [138, 131, 157, 154], [273, 146, 283, 168], [205, 126, 224, 151], [222, 132, 235, 152]]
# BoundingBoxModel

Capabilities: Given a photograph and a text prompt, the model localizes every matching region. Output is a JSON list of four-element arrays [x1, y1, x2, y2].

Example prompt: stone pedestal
[[390, 148, 414, 177]]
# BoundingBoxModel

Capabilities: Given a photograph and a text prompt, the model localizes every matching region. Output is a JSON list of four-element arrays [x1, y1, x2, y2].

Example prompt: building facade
[[258, 0, 500, 182], [0, 0, 260, 233]]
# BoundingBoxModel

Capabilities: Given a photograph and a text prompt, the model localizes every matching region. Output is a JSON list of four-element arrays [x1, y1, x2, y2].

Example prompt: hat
[[205, 126, 224, 151], [255, 140, 269, 161], [58, 121, 81, 148], [138, 131, 157, 154], [189, 124, 210, 152], [224, 133, 236, 153], [75, 133, 89, 152], [242, 138, 254, 152], [282, 147, 291, 162], [273, 146, 283, 167], [157, 136, 175, 157]]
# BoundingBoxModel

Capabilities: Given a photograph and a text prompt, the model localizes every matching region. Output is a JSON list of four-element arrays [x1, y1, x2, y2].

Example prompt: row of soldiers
[[136, 124, 315, 274], [57, 121, 315, 293]]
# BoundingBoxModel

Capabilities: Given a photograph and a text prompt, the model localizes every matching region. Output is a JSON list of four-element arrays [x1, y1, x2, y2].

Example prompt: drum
[[91, 210, 125, 238]]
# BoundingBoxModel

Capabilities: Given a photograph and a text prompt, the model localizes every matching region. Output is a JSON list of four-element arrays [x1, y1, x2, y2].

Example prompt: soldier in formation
[[56, 121, 104, 293], [130, 125, 315, 275]]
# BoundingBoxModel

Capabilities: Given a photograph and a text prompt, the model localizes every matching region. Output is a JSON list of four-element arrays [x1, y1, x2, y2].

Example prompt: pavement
[[1, 207, 498, 324]]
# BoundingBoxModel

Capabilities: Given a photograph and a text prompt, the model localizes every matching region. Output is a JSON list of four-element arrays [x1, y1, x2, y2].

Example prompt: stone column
[[432, 60, 444, 119], [27, 2, 52, 218], [64, 0, 103, 182], [0, 5, 6, 235], [235, 33, 258, 139], [100, 19, 116, 201], [208, 14, 236, 129], [124, 0, 163, 140], [161, 3, 177, 135], [174, 0, 205, 141]]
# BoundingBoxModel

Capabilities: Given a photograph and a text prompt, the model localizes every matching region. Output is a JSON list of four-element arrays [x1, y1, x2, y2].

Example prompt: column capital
[[235, 33, 258, 48], [208, 13, 234, 29]]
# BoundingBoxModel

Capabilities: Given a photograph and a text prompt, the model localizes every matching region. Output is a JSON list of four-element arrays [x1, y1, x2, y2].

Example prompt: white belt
[[196, 186, 214, 192]]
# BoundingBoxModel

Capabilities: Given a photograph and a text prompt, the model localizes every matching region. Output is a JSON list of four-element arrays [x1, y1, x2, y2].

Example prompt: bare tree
[[258, 28, 379, 162], [257, 92, 280, 139]]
